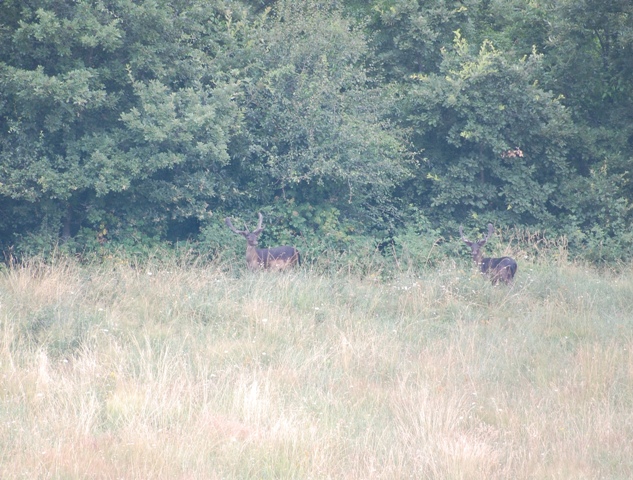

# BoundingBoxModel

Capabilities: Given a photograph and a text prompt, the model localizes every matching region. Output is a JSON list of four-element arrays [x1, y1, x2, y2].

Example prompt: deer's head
[[225, 212, 264, 247], [459, 223, 493, 264]]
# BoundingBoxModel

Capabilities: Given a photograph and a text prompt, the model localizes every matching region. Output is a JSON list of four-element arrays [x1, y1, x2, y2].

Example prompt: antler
[[484, 223, 494, 243], [252, 212, 264, 235], [459, 225, 470, 243], [225, 217, 246, 235], [460, 224, 495, 247]]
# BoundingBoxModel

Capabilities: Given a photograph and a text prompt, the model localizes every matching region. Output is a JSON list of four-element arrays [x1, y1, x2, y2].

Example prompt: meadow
[[1, 252, 632, 479]]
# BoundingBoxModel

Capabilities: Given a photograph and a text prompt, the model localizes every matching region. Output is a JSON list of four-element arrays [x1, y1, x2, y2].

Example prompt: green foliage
[[397, 32, 631, 256], [0, 0, 241, 249], [403, 35, 569, 224], [363, 0, 474, 78], [545, 0, 633, 121], [391, 207, 459, 271], [279, 203, 390, 274], [468, 0, 550, 57], [197, 213, 244, 263], [0, 0, 632, 264], [229, 0, 413, 231]]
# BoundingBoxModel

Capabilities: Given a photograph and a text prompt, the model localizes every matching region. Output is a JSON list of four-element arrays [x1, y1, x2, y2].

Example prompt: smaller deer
[[459, 223, 517, 284], [225, 212, 300, 271]]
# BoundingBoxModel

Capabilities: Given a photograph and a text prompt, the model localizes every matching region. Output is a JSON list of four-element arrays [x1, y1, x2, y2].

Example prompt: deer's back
[[481, 257, 517, 283], [258, 246, 300, 269]]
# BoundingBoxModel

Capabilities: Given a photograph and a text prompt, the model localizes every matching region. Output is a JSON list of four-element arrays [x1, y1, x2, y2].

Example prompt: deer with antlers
[[459, 223, 517, 285], [225, 212, 300, 271]]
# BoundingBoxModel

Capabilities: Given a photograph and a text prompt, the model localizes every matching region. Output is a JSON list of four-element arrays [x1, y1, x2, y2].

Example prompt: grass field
[[1, 255, 632, 479]]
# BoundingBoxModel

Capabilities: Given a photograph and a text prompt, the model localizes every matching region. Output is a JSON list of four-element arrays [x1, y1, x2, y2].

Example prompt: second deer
[[459, 223, 517, 284], [225, 212, 300, 271]]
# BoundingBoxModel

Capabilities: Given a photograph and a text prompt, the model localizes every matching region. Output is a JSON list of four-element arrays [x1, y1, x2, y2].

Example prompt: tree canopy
[[1, 0, 631, 262]]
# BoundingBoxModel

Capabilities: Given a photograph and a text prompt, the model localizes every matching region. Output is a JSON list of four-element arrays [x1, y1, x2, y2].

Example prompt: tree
[[543, 0, 633, 206], [358, 0, 476, 79], [0, 0, 241, 251], [228, 0, 412, 234], [400, 33, 618, 232]]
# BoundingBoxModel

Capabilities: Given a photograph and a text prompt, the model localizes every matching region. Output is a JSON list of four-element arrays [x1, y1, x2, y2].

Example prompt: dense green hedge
[[1, 0, 632, 263]]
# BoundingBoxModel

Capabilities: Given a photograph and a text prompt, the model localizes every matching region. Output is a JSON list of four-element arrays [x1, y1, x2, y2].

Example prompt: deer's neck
[[478, 256, 494, 273], [472, 252, 484, 265], [246, 245, 263, 269]]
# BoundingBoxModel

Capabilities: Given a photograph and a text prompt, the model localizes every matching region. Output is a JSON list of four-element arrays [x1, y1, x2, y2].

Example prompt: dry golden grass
[[1, 257, 632, 478]]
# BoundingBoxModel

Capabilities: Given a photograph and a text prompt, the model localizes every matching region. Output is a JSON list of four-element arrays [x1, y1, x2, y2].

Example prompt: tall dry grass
[[1, 256, 632, 478]]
